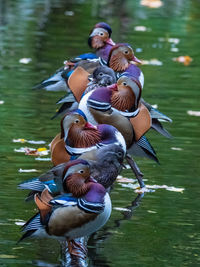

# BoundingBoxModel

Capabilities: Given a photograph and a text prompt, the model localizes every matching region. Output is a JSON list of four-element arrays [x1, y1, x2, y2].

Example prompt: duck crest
[[93, 22, 112, 37]]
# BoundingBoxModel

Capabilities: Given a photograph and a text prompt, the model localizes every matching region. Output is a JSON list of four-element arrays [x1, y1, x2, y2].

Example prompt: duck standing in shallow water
[[50, 109, 126, 166], [18, 144, 125, 199], [18, 159, 112, 258]]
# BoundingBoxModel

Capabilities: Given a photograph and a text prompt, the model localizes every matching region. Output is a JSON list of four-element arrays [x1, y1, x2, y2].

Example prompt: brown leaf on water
[[25, 147, 49, 156], [140, 0, 163, 8], [172, 56, 193, 66]]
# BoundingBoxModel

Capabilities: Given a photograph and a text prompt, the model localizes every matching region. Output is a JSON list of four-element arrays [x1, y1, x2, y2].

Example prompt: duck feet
[[126, 154, 145, 188], [67, 239, 87, 259]]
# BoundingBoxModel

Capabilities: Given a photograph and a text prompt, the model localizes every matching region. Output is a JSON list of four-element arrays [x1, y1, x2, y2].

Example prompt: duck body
[[78, 81, 159, 163], [20, 184, 111, 242], [18, 144, 125, 198], [50, 109, 126, 166]]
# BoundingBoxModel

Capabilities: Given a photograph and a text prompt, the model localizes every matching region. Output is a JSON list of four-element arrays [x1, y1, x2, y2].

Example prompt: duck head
[[61, 159, 96, 197], [107, 43, 142, 72], [88, 22, 115, 49], [109, 75, 142, 112], [61, 110, 101, 148], [92, 65, 116, 86]]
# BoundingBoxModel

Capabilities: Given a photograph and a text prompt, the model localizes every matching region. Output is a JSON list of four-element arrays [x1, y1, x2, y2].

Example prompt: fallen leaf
[[140, 0, 163, 8], [147, 210, 157, 213], [18, 168, 39, 173], [13, 139, 46, 144], [14, 147, 49, 156], [0, 254, 17, 259], [170, 47, 179, 52], [19, 58, 32, 64], [13, 138, 27, 143], [141, 59, 163, 66], [64, 10, 74, 16], [168, 38, 180, 44], [172, 56, 193, 66], [14, 147, 35, 153], [118, 181, 184, 194], [35, 157, 51, 161], [134, 26, 148, 32], [15, 220, 26, 226], [117, 176, 137, 183], [171, 147, 183, 151], [113, 207, 132, 212], [187, 110, 200, 117]]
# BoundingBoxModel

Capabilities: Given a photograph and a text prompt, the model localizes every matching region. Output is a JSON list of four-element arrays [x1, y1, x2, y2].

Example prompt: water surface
[[0, 0, 200, 266]]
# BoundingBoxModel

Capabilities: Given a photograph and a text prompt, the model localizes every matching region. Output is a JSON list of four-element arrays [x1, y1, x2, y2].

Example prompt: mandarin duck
[[32, 22, 114, 92], [19, 160, 112, 258], [18, 144, 125, 199], [52, 65, 117, 119], [88, 22, 115, 61], [50, 109, 126, 166], [107, 43, 143, 83], [73, 69, 171, 139]]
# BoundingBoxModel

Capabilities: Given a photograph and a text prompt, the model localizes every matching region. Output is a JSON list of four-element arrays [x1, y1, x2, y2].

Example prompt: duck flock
[[18, 22, 172, 259]]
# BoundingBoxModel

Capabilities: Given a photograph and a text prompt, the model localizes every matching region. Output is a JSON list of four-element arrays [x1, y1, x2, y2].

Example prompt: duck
[[18, 144, 125, 199], [78, 72, 171, 139], [79, 75, 147, 140], [88, 22, 115, 61], [50, 109, 126, 166], [106, 43, 144, 85], [51, 65, 117, 119], [18, 160, 112, 258], [32, 22, 114, 92]]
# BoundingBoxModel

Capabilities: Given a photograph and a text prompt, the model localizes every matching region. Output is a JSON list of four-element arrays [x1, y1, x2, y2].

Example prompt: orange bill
[[130, 103, 152, 141], [68, 66, 90, 102]]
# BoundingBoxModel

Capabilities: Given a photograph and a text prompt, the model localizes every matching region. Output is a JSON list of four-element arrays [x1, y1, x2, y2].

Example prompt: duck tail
[[151, 119, 172, 139]]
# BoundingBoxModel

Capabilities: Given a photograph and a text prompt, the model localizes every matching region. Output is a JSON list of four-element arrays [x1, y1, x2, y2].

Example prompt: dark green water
[[0, 0, 200, 266]]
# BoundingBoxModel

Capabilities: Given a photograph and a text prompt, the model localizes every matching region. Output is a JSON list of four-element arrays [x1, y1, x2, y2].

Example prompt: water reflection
[[87, 194, 144, 267]]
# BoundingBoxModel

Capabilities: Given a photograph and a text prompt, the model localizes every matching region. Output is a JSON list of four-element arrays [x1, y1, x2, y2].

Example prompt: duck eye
[[99, 32, 104, 36], [124, 50, 129, 54], [118, 152, 123, 157], [75, 119, 79, 124], [79, 170, 84, 174], [122, 82, 127, 86], [99, 72, 103, 76]]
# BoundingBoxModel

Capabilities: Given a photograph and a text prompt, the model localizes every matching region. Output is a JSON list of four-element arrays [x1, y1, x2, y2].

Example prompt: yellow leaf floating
[[37, 147, 47, 152], [13, 138, 27, 143], [172, 56, 193, 66], [140, 0, 163, 8]]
